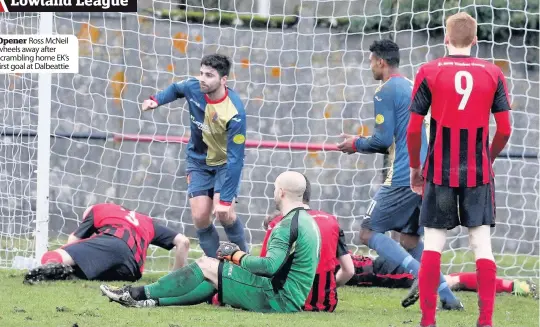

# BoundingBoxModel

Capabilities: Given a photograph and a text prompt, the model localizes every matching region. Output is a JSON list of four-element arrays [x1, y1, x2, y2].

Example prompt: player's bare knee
[[218, 210, 237, 226], [195, 256, 219, 281], [468, 226, 494, 260], [56, 249, 75, 266], [191, 208, 212, 229], [190, 196, 213, 229], [359, 229, 373, 246]]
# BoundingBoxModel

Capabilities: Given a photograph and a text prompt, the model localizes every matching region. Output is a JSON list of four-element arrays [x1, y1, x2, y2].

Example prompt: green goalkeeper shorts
[[218, 261, 300, 313]]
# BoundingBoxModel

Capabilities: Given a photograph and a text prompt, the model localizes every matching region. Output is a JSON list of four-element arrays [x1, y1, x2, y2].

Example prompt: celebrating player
[[24, 203, 190, 284], [406, 12, 512, 327], [343, 253, 537, 300], [337, 39, 463, 310], [100, 171, 322, 313], [261, 174, 354, 312], [141, 53, 248, 257]]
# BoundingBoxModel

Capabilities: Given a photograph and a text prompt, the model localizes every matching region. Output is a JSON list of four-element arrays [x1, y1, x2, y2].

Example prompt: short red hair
[[446, 12, 477, 48]]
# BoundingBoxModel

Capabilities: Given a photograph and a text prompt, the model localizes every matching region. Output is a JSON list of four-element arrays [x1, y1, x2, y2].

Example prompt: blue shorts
[[186, 159, 240, 199], [361, 186, 423, 236]]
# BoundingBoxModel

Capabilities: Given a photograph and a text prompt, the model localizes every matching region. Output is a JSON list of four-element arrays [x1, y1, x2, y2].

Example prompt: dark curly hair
[[369, 39, 400, 68], [200, 54, 232, 77]]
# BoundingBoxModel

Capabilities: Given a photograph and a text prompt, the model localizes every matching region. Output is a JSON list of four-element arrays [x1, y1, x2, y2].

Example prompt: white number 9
[[454, 70, 474, 110]]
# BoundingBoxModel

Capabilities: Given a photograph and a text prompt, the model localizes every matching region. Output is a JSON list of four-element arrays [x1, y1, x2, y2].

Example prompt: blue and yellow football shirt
[[150, 77, 246, 203], [354, 75, 428, 187]]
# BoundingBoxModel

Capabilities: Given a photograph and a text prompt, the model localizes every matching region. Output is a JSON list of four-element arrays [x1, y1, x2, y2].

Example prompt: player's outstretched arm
[[218, 112, 247, 206], [150, 222, 191, 270], [240, 231, 289, 276], [142, 78, 194, 111], [353, 88, 395, 154]]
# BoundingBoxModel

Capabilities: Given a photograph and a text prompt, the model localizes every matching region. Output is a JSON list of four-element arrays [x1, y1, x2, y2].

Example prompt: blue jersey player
[[337, 39, 462, 310], [141, 54, 248, 257]]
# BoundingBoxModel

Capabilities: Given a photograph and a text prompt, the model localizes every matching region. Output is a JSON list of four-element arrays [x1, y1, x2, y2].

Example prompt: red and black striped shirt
[[407, 55, 512, 188], [261, 209, 348, 312], [73, 203, 178, 275]]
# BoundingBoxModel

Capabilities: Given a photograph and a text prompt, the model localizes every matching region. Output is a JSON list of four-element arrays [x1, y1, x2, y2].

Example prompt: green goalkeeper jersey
[[240, 207, 321, 309]]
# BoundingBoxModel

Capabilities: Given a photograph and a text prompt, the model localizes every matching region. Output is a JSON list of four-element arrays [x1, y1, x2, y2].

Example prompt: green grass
[[3, 236, 538, 277], [2, 237, 539, 326], [1, 270, 538, 327]]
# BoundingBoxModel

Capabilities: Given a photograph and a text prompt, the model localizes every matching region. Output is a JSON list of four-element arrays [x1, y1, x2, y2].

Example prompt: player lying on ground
[[337, 38, 463, 310], [407, 12, 512, 327], [100, 171, 322, 313], [24, 203, 190, 284], [258, 174, 354, 312], [141, 53, 249, 258], [343, 253, 537, 299]]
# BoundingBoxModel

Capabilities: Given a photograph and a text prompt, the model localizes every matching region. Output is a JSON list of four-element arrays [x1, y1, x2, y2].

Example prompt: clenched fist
[[141, 99, 158, 111]]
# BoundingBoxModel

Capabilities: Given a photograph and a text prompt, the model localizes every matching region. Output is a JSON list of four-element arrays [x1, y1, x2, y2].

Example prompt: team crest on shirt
[[212, 112, 219, 122], [233, 134, 246, 144], [375, 114, 385, 124]]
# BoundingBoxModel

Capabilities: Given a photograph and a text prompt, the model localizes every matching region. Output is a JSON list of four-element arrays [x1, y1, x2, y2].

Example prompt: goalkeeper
[[100, 171, 322, 313], [141, 53, 248, 257]]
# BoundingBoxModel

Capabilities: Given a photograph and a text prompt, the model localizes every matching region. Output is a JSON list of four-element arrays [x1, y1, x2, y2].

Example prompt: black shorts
[[62, 234, 140, 281], [420, 180, 496, 230]]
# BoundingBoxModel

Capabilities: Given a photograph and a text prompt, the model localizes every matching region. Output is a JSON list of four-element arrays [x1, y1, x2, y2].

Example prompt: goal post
[[35, 11, 53, 265], [0, 1, 538, 277]]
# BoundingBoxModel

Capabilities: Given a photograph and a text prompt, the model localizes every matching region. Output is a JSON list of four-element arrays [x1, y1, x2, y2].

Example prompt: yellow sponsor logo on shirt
[[375, 114, 385, 124], [233, 134, 246, 144]]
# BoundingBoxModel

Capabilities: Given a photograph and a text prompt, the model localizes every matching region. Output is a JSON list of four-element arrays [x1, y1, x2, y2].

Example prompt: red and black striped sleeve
[[409, 65, 432, 116], [491, 69, 512, 114], [407, 65, 431, 168], [490, 68, 512, 162]]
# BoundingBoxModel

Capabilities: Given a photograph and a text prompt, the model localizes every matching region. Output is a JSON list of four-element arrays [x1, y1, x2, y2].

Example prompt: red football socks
[[419, 250, 441, 327], [454, 272, 478, 290], [451, 272, 513, 294], [40, 251, 63, 265], [496, 278, 514, 293], [476, 259, 497, 326]]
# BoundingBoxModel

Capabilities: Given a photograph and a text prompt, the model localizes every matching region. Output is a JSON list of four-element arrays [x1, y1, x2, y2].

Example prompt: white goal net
[[0, 0, 538, 277]]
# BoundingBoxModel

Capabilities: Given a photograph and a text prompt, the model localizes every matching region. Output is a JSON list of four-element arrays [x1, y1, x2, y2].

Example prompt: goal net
[[0, 0, 538, 277]]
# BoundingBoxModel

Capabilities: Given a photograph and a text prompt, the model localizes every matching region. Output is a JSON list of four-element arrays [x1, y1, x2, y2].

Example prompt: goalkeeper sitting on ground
[[100, 171, 321, 313]]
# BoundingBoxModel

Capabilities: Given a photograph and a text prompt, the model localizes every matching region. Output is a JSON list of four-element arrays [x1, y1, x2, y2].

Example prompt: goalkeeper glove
[[217, 242, 247, 265]]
